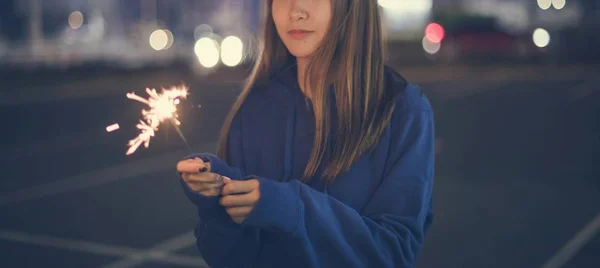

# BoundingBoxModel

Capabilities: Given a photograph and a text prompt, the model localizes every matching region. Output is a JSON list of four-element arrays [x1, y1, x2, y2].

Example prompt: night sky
[[0, 0, 170, 41], [1, 0, 598, 41]]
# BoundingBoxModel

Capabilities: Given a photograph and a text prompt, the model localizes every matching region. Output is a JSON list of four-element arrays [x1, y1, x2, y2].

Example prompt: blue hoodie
[[180, 64, 435, 268]]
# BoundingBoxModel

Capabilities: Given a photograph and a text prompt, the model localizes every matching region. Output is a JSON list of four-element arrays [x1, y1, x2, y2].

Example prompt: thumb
[[222, 176, 232, 184]]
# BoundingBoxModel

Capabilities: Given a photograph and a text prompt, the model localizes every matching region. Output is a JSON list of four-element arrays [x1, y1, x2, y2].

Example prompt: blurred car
[[423, 16, 548, 63]]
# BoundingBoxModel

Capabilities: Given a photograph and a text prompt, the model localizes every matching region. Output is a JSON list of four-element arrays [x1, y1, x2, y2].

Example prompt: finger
[[192, 158, 212, 172], [221, 180, 257, 196], [220, 193, 257, 207], [187, 157, 205, 166], [226, 206, 253, 217], [185, 174, 222, 184], [187, 183, 209, 193], [186, 173, 223, 184], [177, 160, 208, 173], [190, 182, 222, 193], [185, 158, 211, 172], [201, 162, 211, 173], [187, 181, 224, 190], [199, 186, 222, 197]]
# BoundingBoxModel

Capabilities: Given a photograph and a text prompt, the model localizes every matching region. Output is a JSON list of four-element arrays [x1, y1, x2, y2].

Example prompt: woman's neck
[[296, 57, 311, 99]]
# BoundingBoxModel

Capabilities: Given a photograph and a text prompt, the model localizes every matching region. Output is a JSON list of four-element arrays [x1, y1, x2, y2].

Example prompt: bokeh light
[[378, 0, 432, 12], [164, 29, 174, 50], [537, 0, 552, 10], [194, 24, 213, 40], [533, 28, 551, 48], [220, 36, 244, 67], [68, 11, 84, 30], [84, 11, 105, 42], [425, 23, 445, 43], [149, 30, 169, 51], [209, 33, 223, 45], [552, 0, 566, 10], [422, 37, 441, 55], [195, 37, 220, 68]]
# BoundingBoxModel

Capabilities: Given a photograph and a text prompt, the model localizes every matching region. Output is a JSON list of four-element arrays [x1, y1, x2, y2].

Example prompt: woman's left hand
[[219, 179, 261, 224]]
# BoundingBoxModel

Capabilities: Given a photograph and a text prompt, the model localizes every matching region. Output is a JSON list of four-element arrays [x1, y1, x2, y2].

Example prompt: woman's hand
[[219, 179, 261, 224], [176, 157, 229, 197]]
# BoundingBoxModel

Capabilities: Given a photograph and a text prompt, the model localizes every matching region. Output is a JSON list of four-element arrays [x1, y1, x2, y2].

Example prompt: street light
[[533, 28, 551, 48], [149, 29, 168, 51], [68, 11, 84, 30], [552, 0, 566, 10], [221, 36, 244, 67], [537, 0, 552, 10], [195, 37, 220, 68]]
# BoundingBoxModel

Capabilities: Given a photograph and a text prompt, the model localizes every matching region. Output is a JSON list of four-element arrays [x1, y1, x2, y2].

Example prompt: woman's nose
[[289, 0, 309, 21]]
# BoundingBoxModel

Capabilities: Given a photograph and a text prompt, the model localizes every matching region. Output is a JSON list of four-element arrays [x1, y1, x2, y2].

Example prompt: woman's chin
[[286, 48, 316, 59]]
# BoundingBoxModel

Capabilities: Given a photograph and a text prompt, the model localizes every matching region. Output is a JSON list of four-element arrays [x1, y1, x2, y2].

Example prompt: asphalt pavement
[[0, 64, 598, 268]]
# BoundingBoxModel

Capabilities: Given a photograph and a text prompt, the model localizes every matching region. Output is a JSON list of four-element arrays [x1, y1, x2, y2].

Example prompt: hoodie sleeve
[[178, 113, 261, 268], [242, 109, 435, 268]]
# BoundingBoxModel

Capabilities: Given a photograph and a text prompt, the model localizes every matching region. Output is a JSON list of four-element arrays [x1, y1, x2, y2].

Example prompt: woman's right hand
[[177, 157, 229, 197]]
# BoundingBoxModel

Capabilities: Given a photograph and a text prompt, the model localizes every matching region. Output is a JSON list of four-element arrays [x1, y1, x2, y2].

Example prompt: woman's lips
[[288, 30, 313, 39]]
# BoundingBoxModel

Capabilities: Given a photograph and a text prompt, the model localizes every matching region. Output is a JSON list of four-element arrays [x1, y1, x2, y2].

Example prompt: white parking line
[[542, 213, 600, 268], [0, 142, 217, 207], [103, 230, 204, 268], [0, 229, 205, 267]]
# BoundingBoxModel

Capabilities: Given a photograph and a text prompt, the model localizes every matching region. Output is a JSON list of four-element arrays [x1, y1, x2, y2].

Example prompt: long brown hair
[[217, 0, 401, 182]]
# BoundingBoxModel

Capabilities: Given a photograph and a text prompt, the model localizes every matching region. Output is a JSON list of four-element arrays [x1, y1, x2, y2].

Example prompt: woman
[[176, 0, 435, 267]]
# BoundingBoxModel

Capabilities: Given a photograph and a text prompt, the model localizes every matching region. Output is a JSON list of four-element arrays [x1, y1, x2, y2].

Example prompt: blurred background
[[0, 0, 598, 267]]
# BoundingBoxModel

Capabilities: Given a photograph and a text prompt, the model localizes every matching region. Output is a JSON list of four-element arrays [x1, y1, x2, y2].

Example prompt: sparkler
[[125, 85, 189, 155]]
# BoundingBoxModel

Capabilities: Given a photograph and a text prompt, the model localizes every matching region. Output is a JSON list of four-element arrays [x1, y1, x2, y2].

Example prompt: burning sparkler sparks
[[125, 85, 189, 155], [106, 123, 120, 132]]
